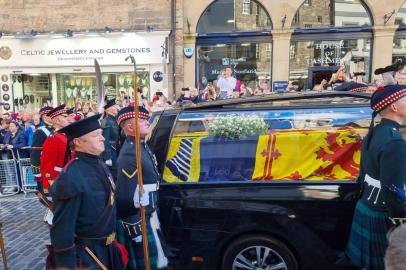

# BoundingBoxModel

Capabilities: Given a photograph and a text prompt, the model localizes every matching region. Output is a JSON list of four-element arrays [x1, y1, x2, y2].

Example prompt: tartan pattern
[[346, 201, 389, 270], [116, 219, 158, 270]]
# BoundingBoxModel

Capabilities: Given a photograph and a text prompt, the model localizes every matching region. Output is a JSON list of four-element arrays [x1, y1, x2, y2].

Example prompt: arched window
[[197, 0, 272, 33], [196, 0, 273, 97], [289, 0, 373, 90], [292, 0, 372, 28]]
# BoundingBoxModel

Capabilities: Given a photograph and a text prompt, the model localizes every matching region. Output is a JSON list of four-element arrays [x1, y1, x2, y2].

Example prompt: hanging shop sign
[[0, 32, 169, 67]]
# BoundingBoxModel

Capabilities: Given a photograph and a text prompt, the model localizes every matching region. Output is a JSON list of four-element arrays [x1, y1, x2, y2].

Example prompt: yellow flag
[[253, 128, 366, 181]]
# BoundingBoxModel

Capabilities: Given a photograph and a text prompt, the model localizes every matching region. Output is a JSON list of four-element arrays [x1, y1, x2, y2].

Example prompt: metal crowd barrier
[[17, 148, 36, 198], [0, 149, 20, 198]]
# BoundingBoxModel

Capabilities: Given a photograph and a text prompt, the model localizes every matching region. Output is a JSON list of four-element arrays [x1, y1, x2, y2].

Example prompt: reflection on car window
[[163, 107, 372, 183]]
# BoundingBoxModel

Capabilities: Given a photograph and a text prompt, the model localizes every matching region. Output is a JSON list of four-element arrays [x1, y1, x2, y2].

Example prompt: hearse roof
[[181, 91, 371, 111]]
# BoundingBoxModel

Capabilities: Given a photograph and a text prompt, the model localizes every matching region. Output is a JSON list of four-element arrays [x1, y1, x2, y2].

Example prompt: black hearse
[[147, 92, 373, 270]]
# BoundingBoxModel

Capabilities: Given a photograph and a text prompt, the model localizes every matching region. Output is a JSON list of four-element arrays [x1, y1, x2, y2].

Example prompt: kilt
[[346, 201, 390, 270], [116, 219, 158, 270]]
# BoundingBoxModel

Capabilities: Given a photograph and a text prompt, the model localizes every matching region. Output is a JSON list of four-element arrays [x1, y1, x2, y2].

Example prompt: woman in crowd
[[3, 121, 28, 158]]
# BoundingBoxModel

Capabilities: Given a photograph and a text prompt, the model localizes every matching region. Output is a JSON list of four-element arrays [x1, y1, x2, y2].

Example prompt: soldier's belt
[[121, 220, 142, 239], [143, 183, 159, 192], [76, 232, 116, 246]]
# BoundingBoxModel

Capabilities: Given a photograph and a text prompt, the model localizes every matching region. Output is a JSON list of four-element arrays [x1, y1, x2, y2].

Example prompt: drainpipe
[[171, 0, 176, 101]]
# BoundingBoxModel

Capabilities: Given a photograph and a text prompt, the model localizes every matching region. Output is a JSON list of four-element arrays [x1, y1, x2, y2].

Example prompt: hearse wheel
[[222, 234, 298, 270]]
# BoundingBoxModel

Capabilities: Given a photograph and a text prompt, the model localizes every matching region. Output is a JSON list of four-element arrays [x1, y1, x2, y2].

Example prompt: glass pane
[[395, 3, 406, 25], [11, 74, 50, 111], [55, 72, 150, 108], [292, 0, 372, 28], [197, 0, 272, 33], [289, 38, 371, 90], [197, 42, 272, 99], [163, 107, 371, 183], [392, 37, 406, 85]]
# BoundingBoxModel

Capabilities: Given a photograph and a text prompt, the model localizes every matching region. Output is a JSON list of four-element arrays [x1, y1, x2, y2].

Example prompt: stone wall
[[0, 0, 171, 33]]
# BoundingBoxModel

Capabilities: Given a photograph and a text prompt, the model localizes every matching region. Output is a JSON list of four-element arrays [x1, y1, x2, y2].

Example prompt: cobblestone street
[[0, 194, 49, 270]]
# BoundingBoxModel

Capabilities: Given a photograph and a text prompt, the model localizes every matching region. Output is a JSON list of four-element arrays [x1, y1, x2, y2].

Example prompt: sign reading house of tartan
[[252, 128, 366, 180]]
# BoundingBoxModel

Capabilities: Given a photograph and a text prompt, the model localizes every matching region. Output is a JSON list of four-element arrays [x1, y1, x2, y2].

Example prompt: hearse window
[[163, 107, 372, 183]]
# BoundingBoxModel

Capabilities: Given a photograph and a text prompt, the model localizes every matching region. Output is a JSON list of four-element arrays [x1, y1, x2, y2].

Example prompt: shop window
[[392, 37, 406, 65], [11, 74, 51, 111], [197, 42, 272, 94], [394, 38, 402, 49], [394, 3, 406, 65], [289, 38, 371, 90], [197, 0, 272, 33], [395, 3, 406, 26], [292, 0, 372, 28], [290, 0, 372, 90], [55, 72, 150, 109]]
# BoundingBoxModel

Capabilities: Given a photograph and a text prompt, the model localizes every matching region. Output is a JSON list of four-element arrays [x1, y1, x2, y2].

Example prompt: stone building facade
[[0, 0, 406, 106]]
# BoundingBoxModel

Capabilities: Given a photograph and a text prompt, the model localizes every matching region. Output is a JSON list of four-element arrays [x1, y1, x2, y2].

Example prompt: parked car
[[147, 92, 373, 270]]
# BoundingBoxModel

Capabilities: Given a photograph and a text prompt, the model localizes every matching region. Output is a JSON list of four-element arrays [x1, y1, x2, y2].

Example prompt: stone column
[[372, 26, 398, 81], [182, 33, 196, 92], [271, 30, 293, 82]]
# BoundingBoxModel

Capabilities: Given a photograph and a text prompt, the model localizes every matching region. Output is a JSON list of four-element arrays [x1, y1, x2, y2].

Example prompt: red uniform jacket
[[40, 133, 71, 191]]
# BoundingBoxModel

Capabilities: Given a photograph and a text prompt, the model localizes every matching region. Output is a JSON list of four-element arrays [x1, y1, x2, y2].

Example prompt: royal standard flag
[[164, 128, 366, 182], [252, 128, 366, 180], [163, 132, 206, 183]]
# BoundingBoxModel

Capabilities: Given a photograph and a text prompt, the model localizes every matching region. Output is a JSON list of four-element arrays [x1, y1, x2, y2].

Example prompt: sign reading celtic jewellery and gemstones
[[307, 41, 345, 65], [0, 32, 169, 67]]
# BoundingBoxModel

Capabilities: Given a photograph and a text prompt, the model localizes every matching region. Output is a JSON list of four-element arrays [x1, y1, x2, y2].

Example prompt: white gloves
[[105, 159, 112, 166], [133, 186, 150, 208]]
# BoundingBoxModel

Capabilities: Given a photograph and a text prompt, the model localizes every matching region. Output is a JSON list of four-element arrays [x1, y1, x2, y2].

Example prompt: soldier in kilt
[[344, 84, 406, 270], [115, 105, 167, 270], [49, 114, 127, 270]]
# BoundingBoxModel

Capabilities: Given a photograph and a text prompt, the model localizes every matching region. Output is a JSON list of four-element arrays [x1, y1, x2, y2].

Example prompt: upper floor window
[[242, 0, 251, 15], [292, 0, 372, 28], [197, 0, 272, 33]]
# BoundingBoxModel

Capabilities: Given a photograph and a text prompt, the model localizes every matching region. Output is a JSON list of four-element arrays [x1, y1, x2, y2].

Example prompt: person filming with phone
[[217, 67, 237, 99]]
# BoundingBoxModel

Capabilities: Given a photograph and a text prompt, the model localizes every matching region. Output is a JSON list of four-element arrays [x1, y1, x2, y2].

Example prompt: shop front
[[195, 0, 273, 94], [393, 2, 406, 64], [289, 0, 373, 90], [0, 31, 169, 112]]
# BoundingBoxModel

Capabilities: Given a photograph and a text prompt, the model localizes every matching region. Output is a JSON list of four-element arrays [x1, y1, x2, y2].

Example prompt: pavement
[[0, 193, 49, 270]]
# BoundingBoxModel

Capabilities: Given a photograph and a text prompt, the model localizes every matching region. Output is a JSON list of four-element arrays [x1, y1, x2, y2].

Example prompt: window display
[[197, 42, 272, 94], [56, 71, 150, 108], [290, 0, 373, 90], [11, 74, 51, 111], [289, 38, 371, 90]]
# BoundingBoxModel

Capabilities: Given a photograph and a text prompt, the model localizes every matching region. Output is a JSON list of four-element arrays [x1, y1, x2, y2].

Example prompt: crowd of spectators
[[174, 66, 385, 106]]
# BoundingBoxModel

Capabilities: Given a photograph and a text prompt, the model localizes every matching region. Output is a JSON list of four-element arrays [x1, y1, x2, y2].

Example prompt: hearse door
[[147, 111, 181, 243]]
